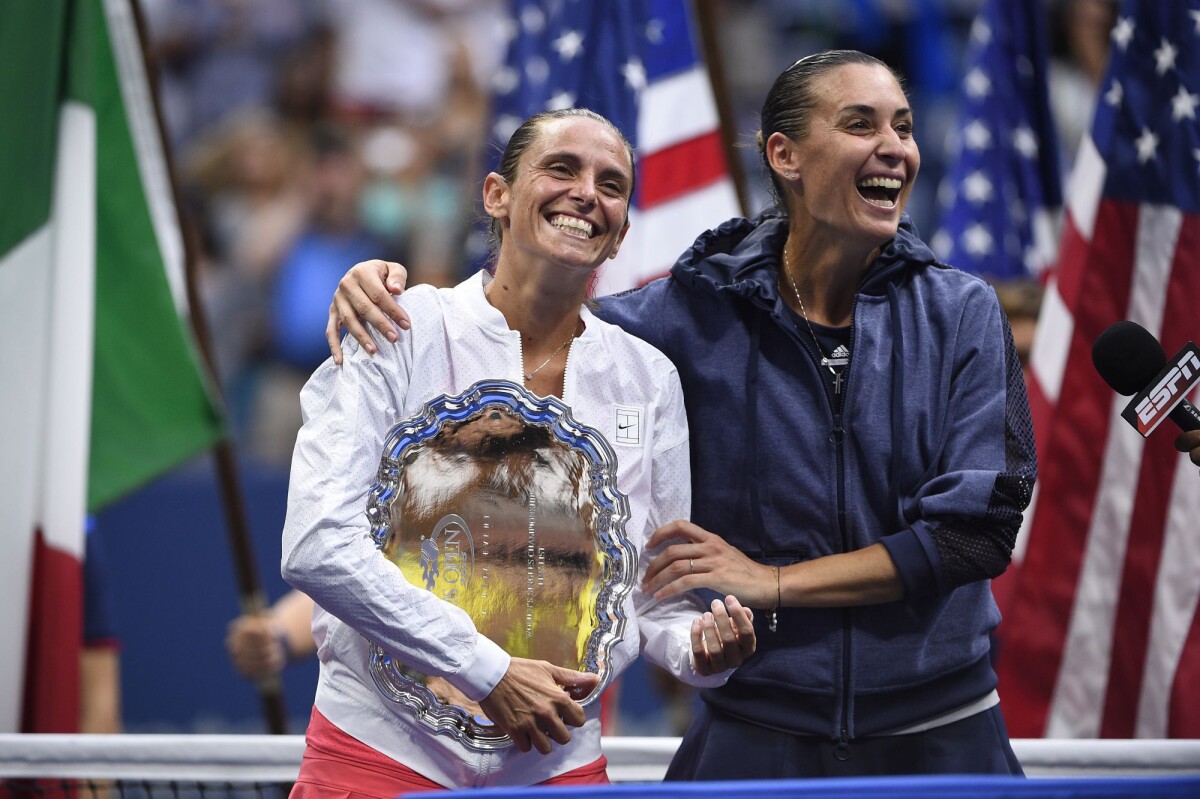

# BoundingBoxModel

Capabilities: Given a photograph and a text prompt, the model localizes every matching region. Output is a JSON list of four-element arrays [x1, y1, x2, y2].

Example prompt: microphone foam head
[[1091, 320, 1167, 396]]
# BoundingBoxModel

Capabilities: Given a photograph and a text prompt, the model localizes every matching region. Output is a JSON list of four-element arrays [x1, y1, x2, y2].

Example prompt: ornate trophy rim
[[365, 379, 634, 751]]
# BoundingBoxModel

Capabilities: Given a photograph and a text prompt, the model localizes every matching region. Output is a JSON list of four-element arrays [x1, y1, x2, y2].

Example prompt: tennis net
[[2, 733, 1198, 797]]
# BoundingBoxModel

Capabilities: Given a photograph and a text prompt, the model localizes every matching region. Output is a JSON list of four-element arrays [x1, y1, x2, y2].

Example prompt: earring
[[784, 171, 798, 179]]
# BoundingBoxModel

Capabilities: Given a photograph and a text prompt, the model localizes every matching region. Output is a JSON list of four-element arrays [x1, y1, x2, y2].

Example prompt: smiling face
[[484, 116, 633, 277], [770, 62, 919, 248]]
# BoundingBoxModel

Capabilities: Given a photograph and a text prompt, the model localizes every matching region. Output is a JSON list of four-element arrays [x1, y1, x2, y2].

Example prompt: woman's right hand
[[326, 259, 411, 364], [478, 658, 599, 754]]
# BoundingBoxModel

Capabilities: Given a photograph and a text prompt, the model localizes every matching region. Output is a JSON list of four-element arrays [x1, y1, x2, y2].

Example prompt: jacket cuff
[[443, 635, 511, 702], [686, 658, 735, 689], [881, 526, 941, 600]]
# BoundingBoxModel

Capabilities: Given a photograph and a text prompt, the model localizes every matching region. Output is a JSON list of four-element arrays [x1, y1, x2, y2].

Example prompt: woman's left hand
[[644, 519, 776, 606], [690, 595, 756, 676]]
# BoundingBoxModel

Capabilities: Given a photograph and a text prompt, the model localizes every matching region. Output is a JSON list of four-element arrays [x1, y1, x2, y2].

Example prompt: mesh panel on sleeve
[[930, 519, 1017, 588], [930, 314, 1037, 589], [995, 313, 1037, 528]]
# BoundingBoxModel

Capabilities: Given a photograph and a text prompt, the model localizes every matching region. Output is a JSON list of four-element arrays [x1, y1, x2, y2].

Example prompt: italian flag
[[0, 0, 223, 732]]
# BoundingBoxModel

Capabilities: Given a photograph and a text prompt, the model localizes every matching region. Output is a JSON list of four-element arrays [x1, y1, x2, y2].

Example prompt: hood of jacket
[[668, 210, 939, 308]]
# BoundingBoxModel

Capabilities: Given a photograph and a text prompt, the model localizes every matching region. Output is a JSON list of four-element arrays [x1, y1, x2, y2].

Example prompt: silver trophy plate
[[366, 379, 634, 750]]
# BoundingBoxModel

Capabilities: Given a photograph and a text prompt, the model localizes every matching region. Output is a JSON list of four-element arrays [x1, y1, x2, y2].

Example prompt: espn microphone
[[1091, 320, 1200, 436]]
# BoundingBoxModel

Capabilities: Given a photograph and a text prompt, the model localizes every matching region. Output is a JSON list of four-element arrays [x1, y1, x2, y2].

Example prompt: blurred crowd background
[[140, 0, 1116, 464], [97, 0, 1119, 734]]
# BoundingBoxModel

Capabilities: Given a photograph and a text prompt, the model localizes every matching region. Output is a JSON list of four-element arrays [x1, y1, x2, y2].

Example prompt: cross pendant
[[832, 369, 843, 396]]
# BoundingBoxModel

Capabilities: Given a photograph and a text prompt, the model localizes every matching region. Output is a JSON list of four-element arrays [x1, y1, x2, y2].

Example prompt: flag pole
[[126, 0, 289, 736], [692, 0, 750, 216]]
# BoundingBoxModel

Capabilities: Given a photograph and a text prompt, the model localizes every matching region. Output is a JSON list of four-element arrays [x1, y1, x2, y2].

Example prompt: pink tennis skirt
[[290, 707, 609, 798]]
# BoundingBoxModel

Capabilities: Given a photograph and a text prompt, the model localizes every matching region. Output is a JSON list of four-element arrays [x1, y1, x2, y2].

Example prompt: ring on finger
[[689, 558, 694, 575]]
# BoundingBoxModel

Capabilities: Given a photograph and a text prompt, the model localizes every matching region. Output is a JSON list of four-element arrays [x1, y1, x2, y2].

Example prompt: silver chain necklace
[[523, 330, 575, 383], [782, 248, 847, 394]]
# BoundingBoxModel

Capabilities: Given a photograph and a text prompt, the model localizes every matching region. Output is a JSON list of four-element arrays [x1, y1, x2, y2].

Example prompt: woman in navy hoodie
[[325, 51, 1036, 779]]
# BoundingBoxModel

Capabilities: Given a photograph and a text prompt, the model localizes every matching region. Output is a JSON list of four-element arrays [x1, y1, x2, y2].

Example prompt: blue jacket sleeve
[[882, 285, 1037, 599]]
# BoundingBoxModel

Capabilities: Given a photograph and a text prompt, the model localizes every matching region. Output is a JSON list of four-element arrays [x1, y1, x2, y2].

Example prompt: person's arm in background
[[79, 648, 121, 734], [225, 590, 317, 679], [81, 518, 122, 734]]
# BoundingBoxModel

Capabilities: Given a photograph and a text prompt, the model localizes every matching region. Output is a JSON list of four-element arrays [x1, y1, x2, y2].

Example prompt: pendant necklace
[[523, 329, 576, 383], [783, 248, 847, 397]]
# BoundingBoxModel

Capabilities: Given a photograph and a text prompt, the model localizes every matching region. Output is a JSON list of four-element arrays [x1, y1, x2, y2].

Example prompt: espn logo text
[[1122, 342, 1200, 436]]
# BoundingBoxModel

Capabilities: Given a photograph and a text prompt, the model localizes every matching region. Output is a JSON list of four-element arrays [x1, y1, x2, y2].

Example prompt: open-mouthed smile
[[549, 214, 594, 238], [856, 176, 902, 209]]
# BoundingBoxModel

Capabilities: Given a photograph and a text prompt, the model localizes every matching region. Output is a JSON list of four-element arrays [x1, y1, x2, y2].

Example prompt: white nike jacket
[[282, 271, 731, 788]]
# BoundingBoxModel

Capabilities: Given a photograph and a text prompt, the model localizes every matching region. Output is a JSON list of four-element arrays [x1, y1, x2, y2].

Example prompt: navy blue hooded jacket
[[596, 211, 1036, 741]]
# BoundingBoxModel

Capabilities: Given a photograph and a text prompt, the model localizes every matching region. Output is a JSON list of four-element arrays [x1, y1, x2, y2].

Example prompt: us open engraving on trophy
[[480, 517, 490, 617], [419, 514, 474, 605]]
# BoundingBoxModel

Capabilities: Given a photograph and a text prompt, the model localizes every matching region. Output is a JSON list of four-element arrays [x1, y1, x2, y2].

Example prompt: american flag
[[996, 0, 1200, 738], [931, 0, 1062, 280], [487, 0, 742, 295]]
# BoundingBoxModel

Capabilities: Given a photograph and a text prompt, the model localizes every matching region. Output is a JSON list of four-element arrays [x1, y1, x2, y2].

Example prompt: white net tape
[[0, 735, 1198, 789]]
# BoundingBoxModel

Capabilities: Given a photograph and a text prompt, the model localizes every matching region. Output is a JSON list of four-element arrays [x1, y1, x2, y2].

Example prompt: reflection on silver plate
[[366, 379, 633, 750]]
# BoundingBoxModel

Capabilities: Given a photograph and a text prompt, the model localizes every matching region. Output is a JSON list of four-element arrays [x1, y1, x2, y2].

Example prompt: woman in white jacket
[[281, 108, 755, 795]]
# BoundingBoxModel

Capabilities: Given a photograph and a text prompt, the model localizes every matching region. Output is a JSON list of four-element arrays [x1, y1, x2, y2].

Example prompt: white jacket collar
[[461, 269, 599, 340]]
